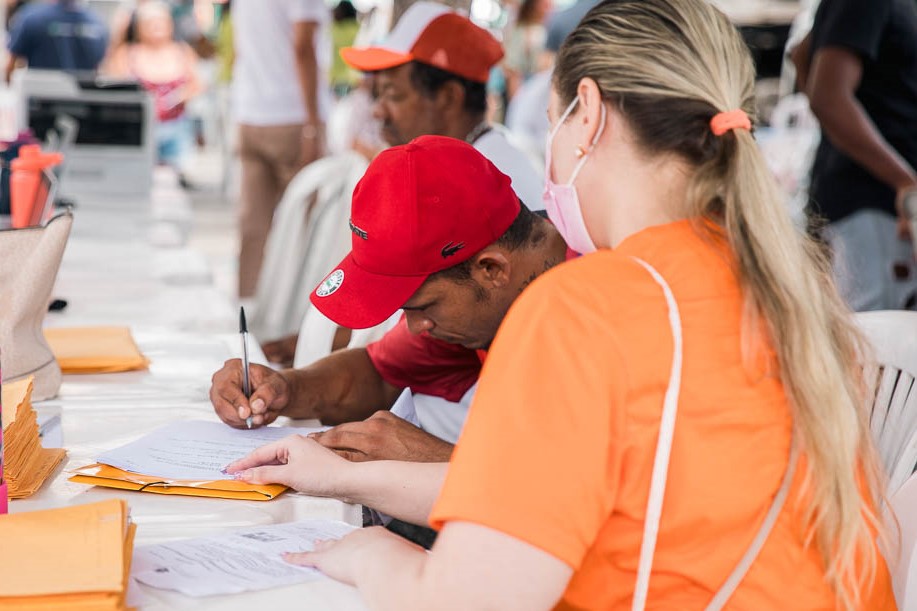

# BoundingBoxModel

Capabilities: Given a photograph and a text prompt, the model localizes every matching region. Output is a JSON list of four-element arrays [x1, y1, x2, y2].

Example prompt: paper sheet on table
[[389, 387, 419, 426], [44, 326, 150, 373], [70, 420, 322, 501], [132, 519, 357, 597], [95, 420, 320, 481]]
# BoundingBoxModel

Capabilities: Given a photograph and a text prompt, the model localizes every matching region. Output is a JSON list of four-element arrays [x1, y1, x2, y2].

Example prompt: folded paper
[[70, 463, 286, 501]]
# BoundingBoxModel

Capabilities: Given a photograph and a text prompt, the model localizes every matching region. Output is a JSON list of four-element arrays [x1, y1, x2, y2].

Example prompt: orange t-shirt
[[429, 221, 894, 610]]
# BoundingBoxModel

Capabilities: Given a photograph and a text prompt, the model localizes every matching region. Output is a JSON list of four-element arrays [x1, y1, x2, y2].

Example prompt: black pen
[[239, 307, 252, 428]]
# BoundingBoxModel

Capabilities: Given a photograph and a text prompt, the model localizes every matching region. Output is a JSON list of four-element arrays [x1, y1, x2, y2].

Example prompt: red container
[[10, 145, 62, 229]]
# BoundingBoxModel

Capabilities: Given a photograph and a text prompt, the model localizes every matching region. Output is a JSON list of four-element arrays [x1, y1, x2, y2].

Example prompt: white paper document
[[132, 520, 357, 597], [96, 420, 323, 481]]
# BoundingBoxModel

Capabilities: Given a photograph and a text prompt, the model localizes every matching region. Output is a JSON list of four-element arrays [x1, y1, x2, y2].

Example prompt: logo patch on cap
[[441, 241, 465, 258], [316, 269, 345, 297], [349, 219, 368, 240]]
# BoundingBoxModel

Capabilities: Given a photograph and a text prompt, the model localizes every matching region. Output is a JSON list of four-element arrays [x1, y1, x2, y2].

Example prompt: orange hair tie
[[710, 109, 751, 136]]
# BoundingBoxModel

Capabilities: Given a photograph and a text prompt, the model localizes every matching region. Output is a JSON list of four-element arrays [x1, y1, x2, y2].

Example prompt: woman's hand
[[283, 526, 421, 586], [224, 434, 352, 498]]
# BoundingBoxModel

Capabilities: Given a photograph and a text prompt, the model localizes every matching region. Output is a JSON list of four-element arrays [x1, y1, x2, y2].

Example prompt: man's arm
[[210, 347, 402, 428], [311, 411, 455, 462], [807, 47, 917, 209], [282, 347, 402, 424], [5, 55, 20, 83], [292, 20, 324, 164], [788, 31, 811, 93]]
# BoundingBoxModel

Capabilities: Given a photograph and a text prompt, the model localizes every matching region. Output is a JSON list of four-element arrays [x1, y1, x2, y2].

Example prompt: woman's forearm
[[338, 461, 448, 526]]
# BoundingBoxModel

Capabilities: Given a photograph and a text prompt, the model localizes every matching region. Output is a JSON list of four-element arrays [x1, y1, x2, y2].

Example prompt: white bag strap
[[630, 257, 684, 611], [704, 441, 798, 611], [628, 256, 799, 611]]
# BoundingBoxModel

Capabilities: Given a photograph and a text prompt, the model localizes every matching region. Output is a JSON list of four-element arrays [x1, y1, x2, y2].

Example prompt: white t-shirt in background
[[232, 0, 332, 126]]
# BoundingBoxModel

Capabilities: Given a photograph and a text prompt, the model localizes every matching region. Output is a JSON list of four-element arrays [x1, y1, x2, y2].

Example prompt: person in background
[[170, 0, 212, 56], [544, 0, 599, 54], [502, 0, 551, 100], [107, 1, 201, 185], [792, 0, 917, 311], [258, 1, 545, 367], [341, 1, 543, 212], [329, 0, 360, 97], [485, 64, 507, 125], [5, 0, 108, 81], [227, 0, 895, 609], [232, 0, 331, 299], [324, 74, 386, 161], [212, 0, 233, 89], [108, 0, 211, 64], [5, 0, 30, 28], [505, 0, 598, 164]]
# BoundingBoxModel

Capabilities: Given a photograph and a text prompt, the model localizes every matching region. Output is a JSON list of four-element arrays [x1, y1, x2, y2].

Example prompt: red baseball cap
[[341, 2, 503, 84], [310, 136, 521, 329]]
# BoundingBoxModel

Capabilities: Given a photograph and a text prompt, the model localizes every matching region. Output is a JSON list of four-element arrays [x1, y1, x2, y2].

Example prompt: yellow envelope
[[69, 463, 287, 501], [2, 376, 67, 499], [44, 326, 150, 374], [0, 499, 136, 610], [1, 376, 32, 429]]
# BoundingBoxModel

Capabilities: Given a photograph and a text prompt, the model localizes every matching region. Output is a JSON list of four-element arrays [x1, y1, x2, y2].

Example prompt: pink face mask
[[542, 97, 606, 254]]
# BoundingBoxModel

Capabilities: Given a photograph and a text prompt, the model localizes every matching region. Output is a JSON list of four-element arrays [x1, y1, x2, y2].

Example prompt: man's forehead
[[377, 64, 412, 87]]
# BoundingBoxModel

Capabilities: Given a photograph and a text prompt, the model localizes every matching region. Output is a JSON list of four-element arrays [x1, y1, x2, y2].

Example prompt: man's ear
[[469, 250, 512, 288], [434, 80, 466, 115]]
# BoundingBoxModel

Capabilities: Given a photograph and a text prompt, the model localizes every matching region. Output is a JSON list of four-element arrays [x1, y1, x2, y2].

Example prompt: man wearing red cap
[[259, 1, 546, 368], [210, 136, 569, 462], [342, 1, 543, 211]]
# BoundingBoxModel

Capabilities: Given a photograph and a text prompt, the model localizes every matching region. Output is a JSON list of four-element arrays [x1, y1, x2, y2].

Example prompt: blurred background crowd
[[2, 0, 914, 351]]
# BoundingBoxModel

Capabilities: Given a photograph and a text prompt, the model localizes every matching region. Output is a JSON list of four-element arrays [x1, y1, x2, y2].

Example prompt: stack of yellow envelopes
[[0, 499, 136, 610], [44, 326, 149, 374], [2, 377, 66, 498]]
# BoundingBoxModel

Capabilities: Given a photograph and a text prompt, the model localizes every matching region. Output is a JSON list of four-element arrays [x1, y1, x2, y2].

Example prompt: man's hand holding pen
[[209, 360, 291, 429]]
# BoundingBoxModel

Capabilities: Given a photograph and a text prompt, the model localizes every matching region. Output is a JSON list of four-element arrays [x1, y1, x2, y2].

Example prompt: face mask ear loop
[[567, 102, 607, 186], [550, 97, 580, 141], [545, 97, 580, 180]]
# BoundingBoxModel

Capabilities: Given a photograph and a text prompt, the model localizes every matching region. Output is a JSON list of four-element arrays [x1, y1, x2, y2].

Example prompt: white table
[[11, 172, 369, 610]]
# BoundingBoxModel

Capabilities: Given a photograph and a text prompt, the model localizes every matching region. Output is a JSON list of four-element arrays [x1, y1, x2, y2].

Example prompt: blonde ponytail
[[712, 128, 881, 608], [555, 1, 884, 608]]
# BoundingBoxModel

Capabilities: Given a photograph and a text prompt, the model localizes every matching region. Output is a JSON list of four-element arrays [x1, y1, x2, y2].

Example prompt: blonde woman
[[227, 0, 895, 607], [107, 2, 201, 177]]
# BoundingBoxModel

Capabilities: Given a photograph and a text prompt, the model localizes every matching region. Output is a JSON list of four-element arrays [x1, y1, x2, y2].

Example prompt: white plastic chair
[[858, 310, 917, 494], [249, 151, 368, 342], [889, 472, 917, 609]]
